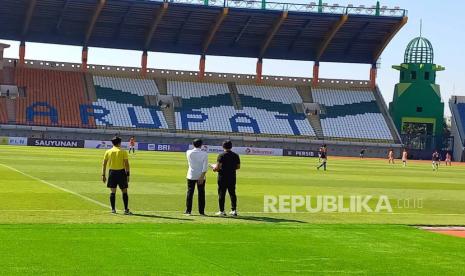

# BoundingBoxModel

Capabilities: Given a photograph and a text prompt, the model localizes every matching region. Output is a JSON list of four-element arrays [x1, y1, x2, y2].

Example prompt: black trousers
[[185, 179, 205, 214], [218, 177, 237, 212]]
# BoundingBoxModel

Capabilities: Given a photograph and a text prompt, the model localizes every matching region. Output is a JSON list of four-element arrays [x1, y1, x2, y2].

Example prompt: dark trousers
[[186, 179, 205, 214], [218, 178, 237, 212]]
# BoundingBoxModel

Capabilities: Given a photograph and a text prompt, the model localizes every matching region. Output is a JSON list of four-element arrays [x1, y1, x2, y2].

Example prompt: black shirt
[[217, 151, 240, 178], [432, 153, 440, 161]]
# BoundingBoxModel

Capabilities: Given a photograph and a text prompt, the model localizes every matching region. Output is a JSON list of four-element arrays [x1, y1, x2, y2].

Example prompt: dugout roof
[[0, 0, 408, 64]]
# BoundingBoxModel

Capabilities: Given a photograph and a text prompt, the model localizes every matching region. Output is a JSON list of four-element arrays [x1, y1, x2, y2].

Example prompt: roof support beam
[[202, 8, 229, 54], [370, 64, 377, 89], [373, 16, 408, 62], [22, 0, 37, 38], [256, 58, 263, 83], [344, 22, 369, 55], [84, 0, 106, 46], [18, 42, 26, 66], [259, 11, 288, 58], [144, 2, 169, 50], [175, 12, 193, 45], [55, 0, 70, 32], [315, 14, 348, 61], [288, 19, 312, 51], [232, 16, 253, 46], [113, 3, 133, 40]]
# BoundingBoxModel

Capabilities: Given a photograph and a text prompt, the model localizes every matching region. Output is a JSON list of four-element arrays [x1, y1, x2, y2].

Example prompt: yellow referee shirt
[[104, 146, 128, 170]]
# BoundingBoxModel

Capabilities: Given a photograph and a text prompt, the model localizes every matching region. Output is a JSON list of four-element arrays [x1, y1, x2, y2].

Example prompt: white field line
[[1, 210, 465, 216], [0, 163, 110, 209]]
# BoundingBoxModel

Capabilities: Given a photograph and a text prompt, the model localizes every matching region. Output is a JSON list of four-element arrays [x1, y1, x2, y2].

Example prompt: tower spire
[[420, 19, 423, 37]]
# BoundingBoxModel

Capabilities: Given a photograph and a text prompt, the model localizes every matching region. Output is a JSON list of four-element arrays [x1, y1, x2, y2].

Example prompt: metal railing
[[154, 0, 407, 17]]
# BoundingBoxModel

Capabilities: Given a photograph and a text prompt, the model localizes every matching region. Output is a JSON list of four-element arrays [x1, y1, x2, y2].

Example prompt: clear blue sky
[[1, 0, 463, 116]]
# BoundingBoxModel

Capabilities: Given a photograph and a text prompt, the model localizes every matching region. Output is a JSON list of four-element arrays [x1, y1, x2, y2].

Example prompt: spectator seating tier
[[0, 98, 8, 124], [14, 68, 93, 128], [93, 75, 159, 96], [170, 81, 315, 136], [92, 77, 168, 129], [315, 88, 393, 140]]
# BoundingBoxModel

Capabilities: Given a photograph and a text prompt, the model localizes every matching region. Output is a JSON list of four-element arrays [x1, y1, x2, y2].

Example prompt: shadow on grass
[[211, 215, 306, 224], [132, 213, 193, 221]]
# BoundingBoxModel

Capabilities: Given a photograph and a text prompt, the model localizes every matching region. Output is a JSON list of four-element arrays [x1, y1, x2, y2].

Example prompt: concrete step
[[84, 73, 97, 102], [228, 82, 242, 110], [307, 114, 324, 139], [162, 106, 176, 130], [6, 98, 16, 124], [296, 85, 313, 103], [154, 78, 168, 95]]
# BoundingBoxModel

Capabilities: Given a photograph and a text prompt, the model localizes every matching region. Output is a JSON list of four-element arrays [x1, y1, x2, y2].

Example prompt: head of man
[[111, 136, 122, 147], [222, 140, 233, 151], [193, 139, 203, 148]]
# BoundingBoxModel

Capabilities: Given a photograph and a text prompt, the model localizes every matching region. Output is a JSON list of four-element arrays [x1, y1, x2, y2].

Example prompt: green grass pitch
[[0, 145, 465, 274]]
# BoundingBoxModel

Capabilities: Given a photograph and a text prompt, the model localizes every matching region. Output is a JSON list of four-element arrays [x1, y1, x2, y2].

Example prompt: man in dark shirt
[[212, 140, 240, 216], [317, 145, 327, 171], [432, 150, 440, 171], [360, 148, 366, 159]]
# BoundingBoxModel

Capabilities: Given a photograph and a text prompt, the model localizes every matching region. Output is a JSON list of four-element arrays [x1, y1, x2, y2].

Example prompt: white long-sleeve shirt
[[186, 148, 208, 180]]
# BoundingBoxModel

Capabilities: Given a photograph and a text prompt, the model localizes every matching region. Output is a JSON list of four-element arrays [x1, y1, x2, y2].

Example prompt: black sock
[[123, 193, 129, 210], [110, 193, 116, 210]]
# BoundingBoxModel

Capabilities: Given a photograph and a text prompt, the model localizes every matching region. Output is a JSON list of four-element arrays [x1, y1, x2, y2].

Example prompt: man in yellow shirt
[[101, 136, 132, 215]]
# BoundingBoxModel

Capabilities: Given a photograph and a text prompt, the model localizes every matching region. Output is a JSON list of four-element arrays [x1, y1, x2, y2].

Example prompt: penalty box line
[[0, 163, 110, 210]]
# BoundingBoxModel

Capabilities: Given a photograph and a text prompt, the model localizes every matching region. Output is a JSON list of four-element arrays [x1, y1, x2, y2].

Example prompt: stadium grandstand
[[450, 96, 465, 161], [0, 0, 408, 157]]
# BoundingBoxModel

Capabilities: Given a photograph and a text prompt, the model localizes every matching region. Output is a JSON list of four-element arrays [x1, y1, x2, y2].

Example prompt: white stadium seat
[[175, 106, 315, 136], [236, 85, 303, 104], [168, 81, 230, 98], [94, 99, 168, 129], [321, 113, 392, 140], [313, 87, 375, 106], [93, 76, 159, 96]]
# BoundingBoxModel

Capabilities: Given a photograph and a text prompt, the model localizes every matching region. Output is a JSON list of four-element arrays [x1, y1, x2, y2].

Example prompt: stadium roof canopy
[[0, 0, 408, 64]]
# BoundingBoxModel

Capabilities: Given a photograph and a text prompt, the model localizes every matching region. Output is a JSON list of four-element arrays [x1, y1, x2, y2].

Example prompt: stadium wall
[[450, 97, 465, 161], [0, 125, 401, 158]]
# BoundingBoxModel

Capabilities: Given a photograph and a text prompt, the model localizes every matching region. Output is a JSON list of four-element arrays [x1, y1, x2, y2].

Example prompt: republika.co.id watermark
[[264, 195, 423, 213]]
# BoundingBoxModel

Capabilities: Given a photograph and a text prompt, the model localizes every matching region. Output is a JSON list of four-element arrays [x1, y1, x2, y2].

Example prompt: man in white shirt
[[184, 139, 208, 216]]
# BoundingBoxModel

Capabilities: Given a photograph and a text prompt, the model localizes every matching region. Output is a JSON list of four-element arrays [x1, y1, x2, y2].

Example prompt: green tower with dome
[[389, 36, 445, 137]]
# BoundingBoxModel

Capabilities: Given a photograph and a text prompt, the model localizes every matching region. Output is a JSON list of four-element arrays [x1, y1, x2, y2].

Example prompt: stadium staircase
[[2, 67, 15, 84], [227, 82, 243, 110], [373, 86, 402, 143], [84, 73, 97, 101], [307, 114, 324, 139], [0, 98, 8, 124], [155, 78, 168, 95], [296, 85, 313, 102], [297, 85, 324, 139], [153, 78, 177, 129], [161, 105, 176, 130], [5, 98, 16, 124]]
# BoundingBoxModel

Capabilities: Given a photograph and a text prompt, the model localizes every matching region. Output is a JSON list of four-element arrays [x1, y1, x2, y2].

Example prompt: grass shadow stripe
[[0, 163, 110, 210]]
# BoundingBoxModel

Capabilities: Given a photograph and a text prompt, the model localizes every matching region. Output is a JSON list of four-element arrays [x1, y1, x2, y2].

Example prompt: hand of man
[[101, 175, 106, 183], [127, 176, 130, 183]]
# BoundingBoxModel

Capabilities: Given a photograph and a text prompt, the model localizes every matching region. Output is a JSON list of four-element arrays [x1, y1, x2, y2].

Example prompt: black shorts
[[218, 175, 236, 187], [107, 169, 128, 189]]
